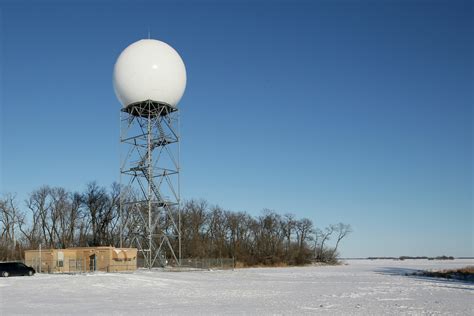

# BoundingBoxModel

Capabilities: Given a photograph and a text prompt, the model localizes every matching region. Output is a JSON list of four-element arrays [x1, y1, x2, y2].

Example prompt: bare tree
[[0, 194, 24, 260], [295, 218, 313, 250], [49, 187, 70, 248], [82, 182, 109, 246], [294, 218, 313, 264], [106, 182, 122, 246], [332, 223, 352, 255], [25, 186, 56, 247], [180, 199, 209, 258], [281, 213, 296, 255], [316, 225, 335, 262]]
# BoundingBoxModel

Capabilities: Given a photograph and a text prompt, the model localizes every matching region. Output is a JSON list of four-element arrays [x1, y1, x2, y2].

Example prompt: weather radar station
[[113, 39, 186, 268]]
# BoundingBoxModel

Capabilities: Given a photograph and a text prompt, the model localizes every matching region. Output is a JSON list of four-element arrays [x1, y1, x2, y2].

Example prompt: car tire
[[2, 271, 9, 277], [28, 270, 34, 276]]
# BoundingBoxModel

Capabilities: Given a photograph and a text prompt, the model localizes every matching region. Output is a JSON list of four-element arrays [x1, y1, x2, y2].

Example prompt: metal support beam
[[119, 100, 181, 268]]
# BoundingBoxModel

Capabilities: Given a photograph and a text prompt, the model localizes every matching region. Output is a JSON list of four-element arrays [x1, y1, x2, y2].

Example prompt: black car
[[0, 262, 36, 277]]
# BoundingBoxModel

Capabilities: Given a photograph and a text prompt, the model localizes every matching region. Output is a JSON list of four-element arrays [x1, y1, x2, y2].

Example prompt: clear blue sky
[[0, 0, 472, 258]]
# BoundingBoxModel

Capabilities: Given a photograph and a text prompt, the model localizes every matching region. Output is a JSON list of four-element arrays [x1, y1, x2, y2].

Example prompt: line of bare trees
[[177, 200, 351, 265], [1, 182, 351, 266]]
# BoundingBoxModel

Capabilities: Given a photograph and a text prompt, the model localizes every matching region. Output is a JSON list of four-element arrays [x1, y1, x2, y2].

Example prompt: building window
[[58, 251, 64, 268]]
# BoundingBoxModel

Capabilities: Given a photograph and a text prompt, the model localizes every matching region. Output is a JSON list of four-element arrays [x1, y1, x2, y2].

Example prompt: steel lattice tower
[[120, 100, 181, 268]]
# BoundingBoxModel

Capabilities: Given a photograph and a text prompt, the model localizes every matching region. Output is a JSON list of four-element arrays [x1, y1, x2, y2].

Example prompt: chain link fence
[[17, 257, 235, 273], [179, 258, 235, 270], [136, 257, 235, 271]]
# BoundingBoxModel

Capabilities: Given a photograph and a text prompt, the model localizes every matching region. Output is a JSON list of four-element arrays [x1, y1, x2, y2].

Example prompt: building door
[[89, 254, 96, 272]]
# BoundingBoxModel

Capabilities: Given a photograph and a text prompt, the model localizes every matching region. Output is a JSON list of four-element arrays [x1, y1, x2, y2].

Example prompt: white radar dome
[[113, 39, 187, 108]]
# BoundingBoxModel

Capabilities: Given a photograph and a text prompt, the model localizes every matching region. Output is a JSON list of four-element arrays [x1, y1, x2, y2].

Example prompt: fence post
[[39, 243, 42, 273]]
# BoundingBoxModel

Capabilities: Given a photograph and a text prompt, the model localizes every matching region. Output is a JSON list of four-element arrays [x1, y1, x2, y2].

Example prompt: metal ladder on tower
[[131, 116, 168, 206]]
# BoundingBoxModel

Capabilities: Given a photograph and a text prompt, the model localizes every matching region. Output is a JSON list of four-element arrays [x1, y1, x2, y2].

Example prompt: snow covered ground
[[1, 259, 473, 315]]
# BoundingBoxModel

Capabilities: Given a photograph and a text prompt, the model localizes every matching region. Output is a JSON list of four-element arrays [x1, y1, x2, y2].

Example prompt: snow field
[[0, 259, 473, 315]]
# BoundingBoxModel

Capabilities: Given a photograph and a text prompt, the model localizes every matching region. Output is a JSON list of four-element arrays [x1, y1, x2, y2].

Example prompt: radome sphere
[[113, 39, 187, 108]]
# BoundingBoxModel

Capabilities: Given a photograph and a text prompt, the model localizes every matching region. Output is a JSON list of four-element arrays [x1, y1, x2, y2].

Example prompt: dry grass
[[234, 261, 246, 269], [434, 266, 474, 275], [234, 261, 290, 269], [456, 266, 474, 274], [413, 266, 474, 282]]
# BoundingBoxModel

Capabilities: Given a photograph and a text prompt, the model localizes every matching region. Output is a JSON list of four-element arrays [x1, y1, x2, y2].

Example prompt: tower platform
[[122, 100, 177, 118]]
